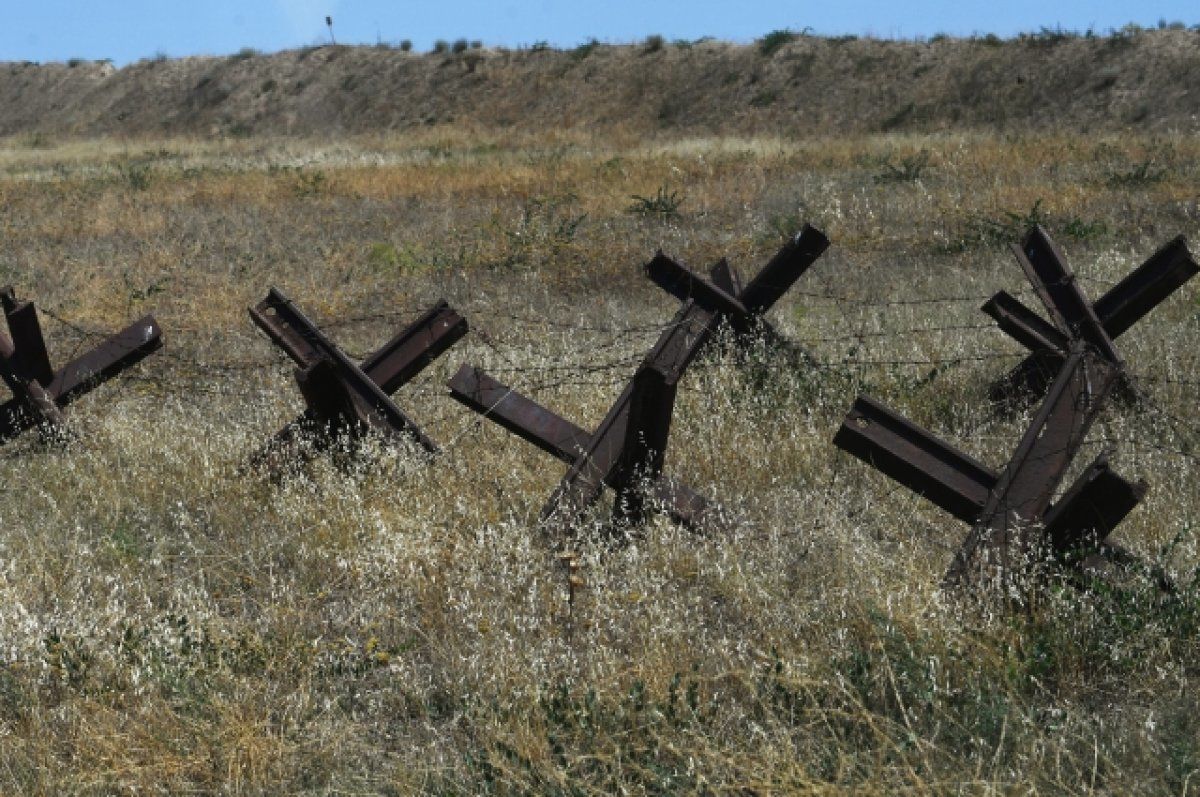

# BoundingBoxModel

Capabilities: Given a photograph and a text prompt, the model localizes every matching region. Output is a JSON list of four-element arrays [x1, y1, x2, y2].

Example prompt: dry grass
[[0, 128, 1198, 794]]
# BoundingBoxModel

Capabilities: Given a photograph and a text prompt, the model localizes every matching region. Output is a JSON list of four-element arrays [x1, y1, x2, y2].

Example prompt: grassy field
[[0, 129, 1199, 794]]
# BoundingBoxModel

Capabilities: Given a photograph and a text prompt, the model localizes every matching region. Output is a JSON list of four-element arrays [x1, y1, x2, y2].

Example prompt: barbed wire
[[14, 285, 1196, 474]]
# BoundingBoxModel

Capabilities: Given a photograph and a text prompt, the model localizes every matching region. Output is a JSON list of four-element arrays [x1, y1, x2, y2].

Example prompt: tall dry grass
[[0, 129, 1198, 794]]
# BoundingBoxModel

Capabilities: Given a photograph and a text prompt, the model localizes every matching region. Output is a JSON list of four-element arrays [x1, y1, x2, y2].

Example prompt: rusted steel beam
[[612, 365, 677, 525], [982, 290, 1070, 358], [642, 300, 720, 381], [738, 225, 831, 316], [540, 300, 719, 535], [536, 363, 645, 532], [834, 397, 1148, 563], [0, 329, 64, 439], [249, 289, 328, 368], [3, 293, 54, 388], [644, 254, 749, 318], [619, 366, 676, 485], [448, 364, 592, 462], [834, 395, 995, 524], [448, 364, 716, 531], [46, 316, 162, 405], [1, 287, 161, 406], [359, 301, 467, 394], [945, 345, 1120, 588], [986, 231, 1194, 403], [295, 359, 363, 431], [249, 288, 438, 453], [0, 287, 160, 444], [1094, 235, 1198, 338], [644, 225, 829, 338], [1042, 452, 1146, 558], [259, 298, 465, 454], [708, 259, 743, 297], [1012, 226, 1121, 363]]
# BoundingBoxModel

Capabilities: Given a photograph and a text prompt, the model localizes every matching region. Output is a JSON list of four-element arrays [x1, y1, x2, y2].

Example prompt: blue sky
[[5, 1, 1198, 66]]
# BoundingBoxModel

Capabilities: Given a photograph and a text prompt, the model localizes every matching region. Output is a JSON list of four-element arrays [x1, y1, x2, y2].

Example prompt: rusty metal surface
[[1042, 452, 1147, 557], [612, 366, 677, 525], [360, 301, 468, 394], [1094, 235, 1198, 338], [834, 395, 996, 524], [738, 225, 830, 315], [539, 300, 719, 534], [537, 366, 641, 532], [295, 360, 363, 429], [945, 345, 1120, 587], [644, 254, 749, 318], [1012, 226, 1121, 363], [981, 228, 1195, 405], [48, 316, 162, 405], [644, 225, 828, 338], [451, 298, 721, 534], [985, 230, 1194, 402], [0, 329, 63, 439], [448, 365, 592, 462], [1, 288, 158, 444], [4, 299, 54, 387], [448, 364, 716, 531], [834, 395, 1148, 566], [708, 259, 743, 297], [837, 340, 1154, 592], [249, 288, 438, 453], [982, 290, 1070, 357], [641, 300, 719, 382], [257, 297, 464, 459]]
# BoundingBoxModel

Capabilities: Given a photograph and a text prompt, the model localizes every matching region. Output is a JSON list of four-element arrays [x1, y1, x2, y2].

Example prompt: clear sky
[[4, 1, 1198, 66]]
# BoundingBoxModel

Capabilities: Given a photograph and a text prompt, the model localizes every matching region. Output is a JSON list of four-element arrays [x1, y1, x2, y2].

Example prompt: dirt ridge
[[2, 30, 1199, 139]]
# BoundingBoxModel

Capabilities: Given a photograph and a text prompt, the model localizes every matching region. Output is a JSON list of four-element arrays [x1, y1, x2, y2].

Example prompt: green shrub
[[626, 185, 682, 218], [571, 38, 599, 61], [759, 29, 797, 56]]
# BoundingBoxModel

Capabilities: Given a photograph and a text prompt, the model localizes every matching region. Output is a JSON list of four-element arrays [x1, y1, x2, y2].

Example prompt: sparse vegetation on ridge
[[3, 28, 1200, 139]]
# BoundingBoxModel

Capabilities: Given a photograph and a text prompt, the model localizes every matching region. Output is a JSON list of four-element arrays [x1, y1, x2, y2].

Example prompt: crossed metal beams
[[984, 227, 1197, 403], [248, 287, 466, 467], [834, 224, 1190, 594], [836, 345, 1148, 593], [645, 225, 830, 344], [0, 286, 161, 444], [450, 298, 724, 539]]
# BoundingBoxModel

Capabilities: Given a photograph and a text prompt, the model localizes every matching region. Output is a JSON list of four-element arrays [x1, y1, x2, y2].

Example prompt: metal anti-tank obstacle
[[248, 287, 467, 468], [833, 224, 1188, 595], [449, 296, 726, 539], [983, 226, 1197, 404], [644, 225, 830, 347], [0, 285, 162, 444], [835, 345, 1157, 593]]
